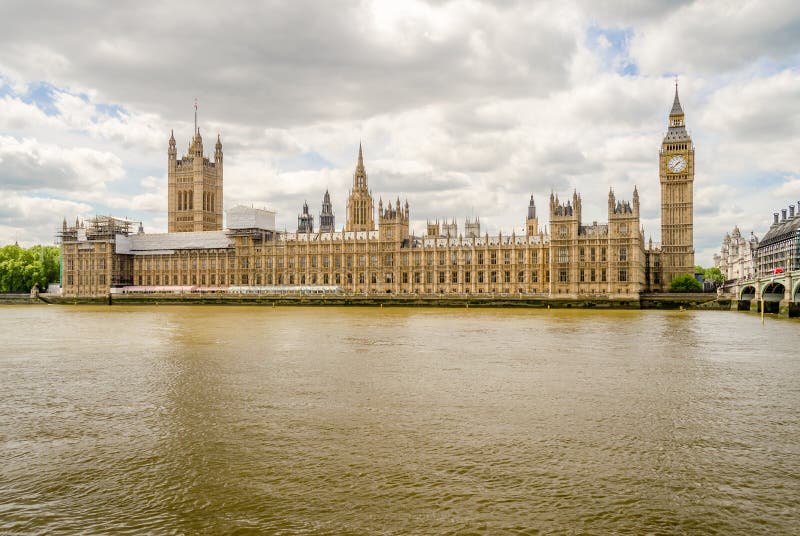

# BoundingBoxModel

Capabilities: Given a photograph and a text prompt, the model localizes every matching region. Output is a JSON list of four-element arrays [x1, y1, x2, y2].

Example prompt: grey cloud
[[0, 1, 576, 129]]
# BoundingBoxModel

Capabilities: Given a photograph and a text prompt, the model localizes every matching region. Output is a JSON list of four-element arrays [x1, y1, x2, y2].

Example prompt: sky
[[1, 0, 799, 266]]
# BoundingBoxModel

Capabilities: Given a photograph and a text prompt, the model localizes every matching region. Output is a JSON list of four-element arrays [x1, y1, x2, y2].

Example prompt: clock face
[[667, 155, 687, 173]]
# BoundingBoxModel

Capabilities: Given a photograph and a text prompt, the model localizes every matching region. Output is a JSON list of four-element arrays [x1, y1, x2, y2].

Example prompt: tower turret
[[319, 189, 335, 233], [526, 194, 538, 237], [660, 80, 695, 285], [167, 101, 224, 232], [345, 143, 375, 232], [298, 200, 314, 233]]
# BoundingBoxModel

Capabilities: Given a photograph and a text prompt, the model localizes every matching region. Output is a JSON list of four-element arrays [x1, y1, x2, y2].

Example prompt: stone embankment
[[36, 292, 725, 309], [0, 293, 40, 304]]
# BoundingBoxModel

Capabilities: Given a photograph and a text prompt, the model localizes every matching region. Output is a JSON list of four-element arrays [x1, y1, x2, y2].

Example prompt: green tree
[[670, 274, 702, 292], [0, 244, 61, 292], [704, 267, 724, 285]]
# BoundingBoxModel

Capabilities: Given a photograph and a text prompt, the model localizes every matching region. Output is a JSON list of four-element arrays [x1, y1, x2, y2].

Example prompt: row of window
[[131, 268, 632, 287]]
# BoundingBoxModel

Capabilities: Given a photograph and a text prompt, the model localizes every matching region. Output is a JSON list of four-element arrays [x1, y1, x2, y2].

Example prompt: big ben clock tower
[[660, 82, 695, 285]]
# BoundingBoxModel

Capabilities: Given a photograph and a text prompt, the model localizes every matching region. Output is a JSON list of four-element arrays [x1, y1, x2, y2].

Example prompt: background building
[[714, 226, 758, 283], [59, 90, 691, 298], [756, 203, 800, 276]]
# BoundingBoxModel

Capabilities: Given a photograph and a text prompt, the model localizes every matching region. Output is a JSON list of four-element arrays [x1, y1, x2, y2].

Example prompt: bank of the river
[[0, 293, 39, 304], [36, 292, 733, 310]]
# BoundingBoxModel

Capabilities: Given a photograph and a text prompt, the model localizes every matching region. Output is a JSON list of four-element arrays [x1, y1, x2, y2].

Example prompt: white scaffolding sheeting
[[116, 231, 231, 254]]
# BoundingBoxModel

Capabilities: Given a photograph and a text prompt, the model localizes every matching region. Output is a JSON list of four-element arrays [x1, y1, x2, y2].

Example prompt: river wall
[[36, 293, 726, 310]]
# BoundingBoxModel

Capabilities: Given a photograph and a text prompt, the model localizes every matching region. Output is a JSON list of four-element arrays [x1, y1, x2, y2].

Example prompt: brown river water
[[1, 306, 798, 535]]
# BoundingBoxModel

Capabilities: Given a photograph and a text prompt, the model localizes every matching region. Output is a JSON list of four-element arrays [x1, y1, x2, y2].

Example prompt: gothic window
[[620, 223, 628, 234], [619, 247, 627, 262], [532, 270, 538, 283], [601, 248, 607, 262], [491, 271, 497, 283], [619, 270, 628, 282], [504, 271, 510, 283], [558, 248, 568, 263], [490, 252, 497, 265], [504, 251, 511, 265], [465, 272, 471, 284], [559, 270, 568, 282], [517, 271, 524, 283], [601, 269, 607, 282], [439, 272, 445, 284], [559, 225, 567, 237], [518, 251, 524, 264], [451, 272, 458, 283]]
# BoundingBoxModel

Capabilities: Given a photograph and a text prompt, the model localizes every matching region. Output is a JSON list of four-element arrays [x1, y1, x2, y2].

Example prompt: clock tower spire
[[659, 80, 695, 287]]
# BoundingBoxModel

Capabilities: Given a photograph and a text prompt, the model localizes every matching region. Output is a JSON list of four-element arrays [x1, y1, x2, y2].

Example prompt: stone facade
[[168, 128, 223, 232], [714, 226, 758, 282], [59, 89, 692, 298]]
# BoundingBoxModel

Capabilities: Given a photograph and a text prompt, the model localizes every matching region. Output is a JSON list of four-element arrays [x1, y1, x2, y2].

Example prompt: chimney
[[773, 213, 779, 225], [782, 209, 787, 221], [791, 205, 796, 218]]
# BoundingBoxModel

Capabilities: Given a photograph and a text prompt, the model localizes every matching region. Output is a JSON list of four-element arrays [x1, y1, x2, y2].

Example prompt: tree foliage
[[0, 244, 60, 293], [694, 265, 724, 286], [703, 267, 724, 285], [669, 274, 702, 292]]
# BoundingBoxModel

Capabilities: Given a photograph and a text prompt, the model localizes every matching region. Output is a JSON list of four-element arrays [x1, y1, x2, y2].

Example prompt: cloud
[[0, 191, 91, 247], [0, 0, 799, 267], [629, 0, 800, 76], [0, 135, 124, 193]]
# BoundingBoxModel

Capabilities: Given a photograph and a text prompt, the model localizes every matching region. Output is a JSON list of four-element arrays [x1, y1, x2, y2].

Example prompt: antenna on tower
[[194, 97, 198, 134]]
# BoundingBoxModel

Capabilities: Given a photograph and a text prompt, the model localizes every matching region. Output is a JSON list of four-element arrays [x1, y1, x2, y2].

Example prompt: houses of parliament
[[59, 87, 695, 297]]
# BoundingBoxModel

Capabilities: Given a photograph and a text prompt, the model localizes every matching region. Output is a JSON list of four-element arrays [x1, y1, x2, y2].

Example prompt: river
[[1, 306, 798, 534]]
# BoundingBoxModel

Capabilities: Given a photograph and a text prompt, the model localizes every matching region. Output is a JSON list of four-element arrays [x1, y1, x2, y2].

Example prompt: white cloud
[[0, 135, 124, 193], [0, 0, 798, 267]]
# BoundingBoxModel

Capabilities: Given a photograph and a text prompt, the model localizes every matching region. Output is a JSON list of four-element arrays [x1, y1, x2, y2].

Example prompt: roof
[[759, 217, 800, 247], [116, 231, 232, 254], [670, 86, 684, 116]]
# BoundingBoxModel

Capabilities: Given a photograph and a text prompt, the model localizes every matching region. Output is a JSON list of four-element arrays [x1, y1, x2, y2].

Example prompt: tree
[[704, 267, 724, 285], [0, 244, 61, 292], [670, 274, 702, 292]]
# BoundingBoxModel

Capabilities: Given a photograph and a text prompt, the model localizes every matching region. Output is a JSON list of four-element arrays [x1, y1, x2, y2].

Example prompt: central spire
[[353, 142, 368, 189]]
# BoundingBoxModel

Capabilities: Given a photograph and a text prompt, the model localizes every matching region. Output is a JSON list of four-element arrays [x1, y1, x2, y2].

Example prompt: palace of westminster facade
[[59, 88, 695, 297]]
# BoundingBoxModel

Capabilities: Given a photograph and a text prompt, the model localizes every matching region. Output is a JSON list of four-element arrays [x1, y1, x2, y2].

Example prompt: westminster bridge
[[732, 269, 800, 317]]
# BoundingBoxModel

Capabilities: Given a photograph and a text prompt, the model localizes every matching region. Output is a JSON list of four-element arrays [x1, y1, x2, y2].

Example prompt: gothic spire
[[353, 142, 367, 189], [670, 80, 684, 116]]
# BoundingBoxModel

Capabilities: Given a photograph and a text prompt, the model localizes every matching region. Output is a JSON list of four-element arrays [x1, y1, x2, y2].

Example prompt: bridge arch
[[794, 281, 800, 303], [762, 281, 786, 313], [740, 285, 756, 300]]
